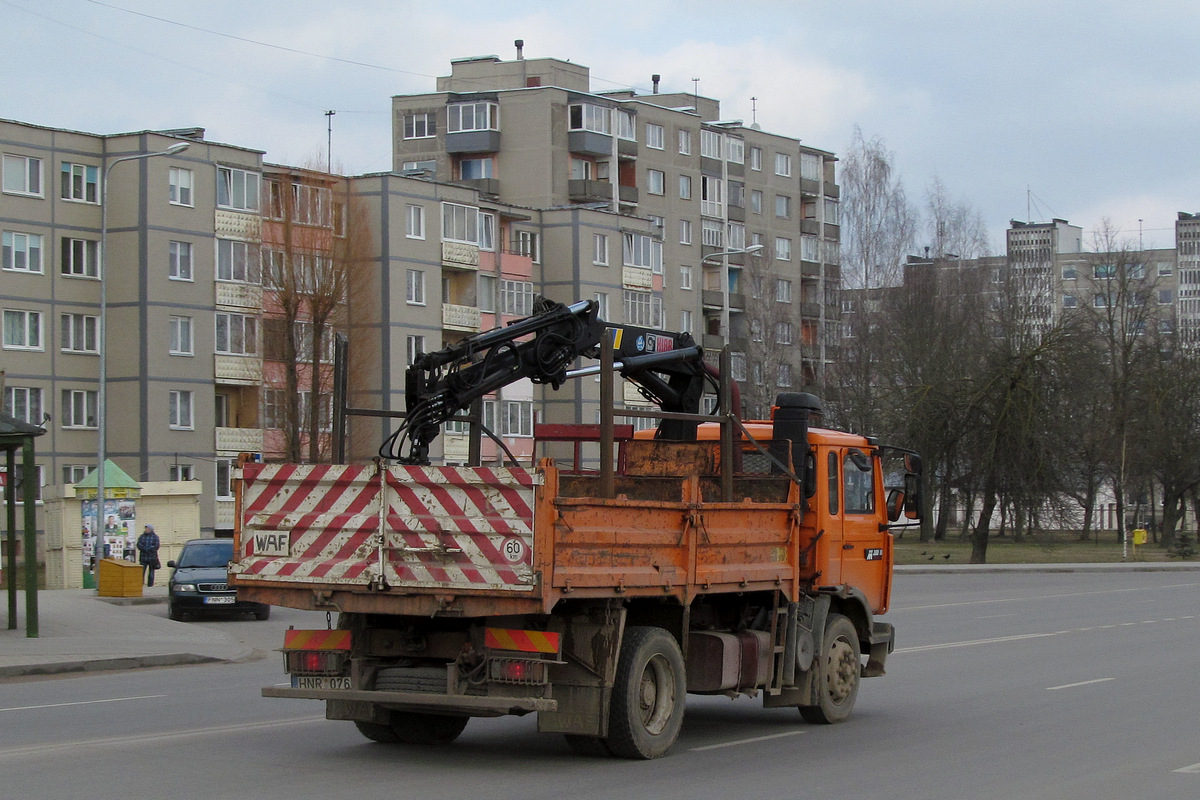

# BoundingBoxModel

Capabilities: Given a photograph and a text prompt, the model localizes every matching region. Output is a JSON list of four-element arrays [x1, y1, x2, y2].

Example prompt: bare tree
[[739, 250, 805, 419], [923, 176, 991, 260]]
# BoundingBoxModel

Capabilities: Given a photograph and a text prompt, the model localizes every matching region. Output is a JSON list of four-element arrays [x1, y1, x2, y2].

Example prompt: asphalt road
[[1, 571, 1197, 800]]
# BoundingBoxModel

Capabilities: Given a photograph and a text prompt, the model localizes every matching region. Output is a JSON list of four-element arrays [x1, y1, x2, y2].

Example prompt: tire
[[799, 613, 861, 724], [355, 720, 401, 743], [390, 712, 469, 745], [254, 607, 271, 621], [167, 602, 185, 622], [606, 626, 686, 759], [563, 734, 613, 757]]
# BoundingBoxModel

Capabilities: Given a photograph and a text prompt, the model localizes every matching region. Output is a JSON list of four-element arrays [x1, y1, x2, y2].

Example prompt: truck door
[[820, 449, 843, 585], [838, 448, 890, 612]]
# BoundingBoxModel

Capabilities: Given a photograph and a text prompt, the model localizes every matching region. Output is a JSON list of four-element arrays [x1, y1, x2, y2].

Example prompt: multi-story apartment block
[[391, 47, 842, 420]]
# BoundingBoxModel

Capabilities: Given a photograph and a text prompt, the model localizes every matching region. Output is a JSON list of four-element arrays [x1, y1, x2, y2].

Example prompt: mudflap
[[864, 621, 894, 677], [537, 606, 626, 737]]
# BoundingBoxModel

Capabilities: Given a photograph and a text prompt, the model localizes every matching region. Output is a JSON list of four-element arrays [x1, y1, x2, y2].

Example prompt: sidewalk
[[2, 561, 1198, 680], [0, 585, 257, 680]]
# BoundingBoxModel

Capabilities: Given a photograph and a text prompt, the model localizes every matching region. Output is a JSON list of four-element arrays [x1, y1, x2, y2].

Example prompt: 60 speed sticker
[[501, 537, 528, 564]]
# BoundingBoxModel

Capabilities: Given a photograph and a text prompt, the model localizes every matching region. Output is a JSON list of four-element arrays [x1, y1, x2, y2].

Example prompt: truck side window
[[843, 452, 875, 514], [827, 451, 839, 515]]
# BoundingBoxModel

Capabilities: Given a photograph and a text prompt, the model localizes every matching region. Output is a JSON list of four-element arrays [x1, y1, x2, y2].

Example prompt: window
[[568, 104, 611, 134], [679, 174, 692, 200], [801, 235, 819, 262], [680, 309, 693, 332], [62, 389, 98, 428], [750, 190, 762, 214], [1093, 263, 1116, 280], [3, 464, 43, 502], [570, 158, 594, 180], [800, 152, 822, 181], [824, 197, 840, 224], [447, 101, 499, 133], [406, 269, 425, 305], [593, 234, 609, 265], [459, 158, 494, 180], [291, 182, 332, 226], [406, 204, 425, 239], [749, 147, 763, 171], [843, 452, 875, 514], [1127, 263, 1146, 280], [1093, 293, 1111, 308], [479, 212, 496, 251], [623, 232, 656, 269], [217, 166, 260, 211], [1159, 289, 1173, 305], [61, 238, 99, 278], [679, 219, 692, 245], [501, 400, 534, 437], [775, 236, 792, 262], [728, 223, 745, 251], [60, 162, 99, 203], [777, 363, 792, 388], [4, 386, 42, 425], [402, 160, 437, 177], [774, 152, 792, 177], [3, 309, 42, 350], [169, 390, 194, 430], [478, 274, 496, 313], [500, 280, 534, 316], [215, 312, 258, 355], [775, 194, 791, 218], [1062, 265, 1077, 280], [3, 154, 42, 196], [63, 464, 90, 485], [217, 239, 258, 283], [701, 219, 724, 248], [727, 137, 744, 164], [516, 231, 540, 262], [169, 315, 193, 355], [403, 112, 437, 139], [776, 321, 794, 345], [1158, 261, 1174, 278], [623, 290, 653, 326], [775, 278, 792, 303], [593, 292, 609, 321], [407, 335, 425, 366], [751, 319, 763, 342], [701, 130, 723, 159], [169, 167, 193, 206], [169, 464, 195, 481], [678, 129, 692, 155], [646, 123, 664, 149], [701, 176, 723, 217], [3, 231, 43, 273], [442, 202, 479, 244], [169, 241, 193, 280], [680, 265, 693, 290], [647, 169, 665, 196], [61, 313, 98, 353], [216, 459, 233, 500], [615, 110, 635, 141]]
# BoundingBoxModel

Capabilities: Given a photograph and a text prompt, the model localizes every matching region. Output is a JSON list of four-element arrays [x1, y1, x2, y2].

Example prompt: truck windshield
[[178, 541, 234, 568]]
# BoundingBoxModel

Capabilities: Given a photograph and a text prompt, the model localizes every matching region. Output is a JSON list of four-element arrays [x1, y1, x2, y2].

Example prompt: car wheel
[[254, 607, 271, 621], [167, 602, 185, 622]]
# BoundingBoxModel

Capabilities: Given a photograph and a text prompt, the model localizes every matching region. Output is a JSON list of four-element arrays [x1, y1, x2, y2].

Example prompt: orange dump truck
[[232, 391, 921, 758]]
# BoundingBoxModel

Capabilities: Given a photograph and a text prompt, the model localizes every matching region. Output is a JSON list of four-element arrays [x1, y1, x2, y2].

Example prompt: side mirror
[[167, 560, 177, 569], [887, 489, 905, 522], [903, 473, 921, 518], [802, 450, 817, 499]]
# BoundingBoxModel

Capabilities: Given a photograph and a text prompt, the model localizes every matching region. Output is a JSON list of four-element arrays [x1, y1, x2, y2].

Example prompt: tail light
[[286, 649, 347, 676]]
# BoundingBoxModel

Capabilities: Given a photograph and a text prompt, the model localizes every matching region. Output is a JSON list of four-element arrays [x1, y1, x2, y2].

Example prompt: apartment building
[[391, 48, 842, 423]]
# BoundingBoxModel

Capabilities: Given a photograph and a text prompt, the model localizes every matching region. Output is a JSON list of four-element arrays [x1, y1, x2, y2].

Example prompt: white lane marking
[[897, 632, 1057, 653], [0, 715, 326, 760], [1173, 762, 1200, 774], [976, 613, 1017, 619], [690, 730, 806, 751], [1046, 678, 1115, 691], [0, 694, 167, 713], [892, 582, 1200, 613]]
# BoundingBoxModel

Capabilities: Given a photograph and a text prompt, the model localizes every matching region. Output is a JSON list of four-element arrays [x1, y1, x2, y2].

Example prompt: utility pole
[[325, 110, 336, 173]]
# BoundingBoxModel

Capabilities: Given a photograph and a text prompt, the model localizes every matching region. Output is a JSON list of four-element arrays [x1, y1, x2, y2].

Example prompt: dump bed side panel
[[232, 463, 537, 595]]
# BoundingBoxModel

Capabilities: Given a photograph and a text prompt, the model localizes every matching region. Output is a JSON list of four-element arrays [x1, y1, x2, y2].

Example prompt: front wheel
[[800, 613, 861, 724], [607, 626, 686, 759]]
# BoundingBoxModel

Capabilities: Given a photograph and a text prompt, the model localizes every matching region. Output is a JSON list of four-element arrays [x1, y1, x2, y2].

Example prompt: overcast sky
[[5, 0, 1198, 253]]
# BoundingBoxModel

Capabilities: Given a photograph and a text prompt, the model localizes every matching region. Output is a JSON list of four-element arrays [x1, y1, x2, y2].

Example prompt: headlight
[[173, 583, 198, 593]]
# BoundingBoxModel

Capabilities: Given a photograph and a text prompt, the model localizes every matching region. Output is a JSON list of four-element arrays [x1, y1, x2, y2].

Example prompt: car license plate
[[293, 675, 352, 690], [204, 595, 236, 605]]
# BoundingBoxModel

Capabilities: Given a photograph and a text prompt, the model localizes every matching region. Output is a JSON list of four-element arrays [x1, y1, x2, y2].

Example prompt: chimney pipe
[[515, 39, 524, 60], [652, 74, 660, 94]]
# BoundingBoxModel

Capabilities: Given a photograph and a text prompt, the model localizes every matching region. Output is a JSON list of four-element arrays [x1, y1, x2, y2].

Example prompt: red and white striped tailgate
[[232, 462, 537, 593], [383, 466, 536, 591]]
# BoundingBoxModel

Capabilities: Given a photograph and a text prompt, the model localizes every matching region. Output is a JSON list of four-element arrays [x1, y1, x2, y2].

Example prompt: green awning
[[74, 459, 142, 498]]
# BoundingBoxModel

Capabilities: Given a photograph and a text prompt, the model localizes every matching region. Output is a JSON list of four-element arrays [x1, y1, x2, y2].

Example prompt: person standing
[[136, 524, 161, 587]]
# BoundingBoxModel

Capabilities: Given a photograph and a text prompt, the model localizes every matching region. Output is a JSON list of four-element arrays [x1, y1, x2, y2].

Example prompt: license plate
[[204, 595, 236, 605], [293, 675, 352, 690]]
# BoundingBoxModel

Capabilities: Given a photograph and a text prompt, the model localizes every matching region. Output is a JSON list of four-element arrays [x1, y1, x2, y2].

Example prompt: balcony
[[701, 289, 724, 309], [214, 209, 260, 240], [622, 266, 653, 289], [215, 426, 264, 454], [445, 130, 501, 154], [727, 205, 745, 223], [568, 179, 613, 204], [801, 260, 822, 278], [443, 435, 470, 464], [215, 281, 263, 311], [800, 178, 822, 197], [568, 130, 612, 157], [443, 302, 482, 332], [618, 185, 638, 205], [442, 241, 480, 271], [801, 219, 821, 236], [214, 354, 263, 386], [458, 177, 499, 197]]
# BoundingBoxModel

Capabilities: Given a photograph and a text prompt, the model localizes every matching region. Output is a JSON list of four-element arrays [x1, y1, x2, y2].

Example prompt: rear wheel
[[354, 721, 400, 743], [799, 613, 861, 724], [606, 626, 686, 759]]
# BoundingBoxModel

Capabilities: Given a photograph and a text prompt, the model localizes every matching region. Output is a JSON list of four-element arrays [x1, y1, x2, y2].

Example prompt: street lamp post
[[93, 142, 189, 572], [701, 243, 764, 344]]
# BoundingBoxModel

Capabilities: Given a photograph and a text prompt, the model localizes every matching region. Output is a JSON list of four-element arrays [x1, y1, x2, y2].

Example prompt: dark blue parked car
[[167, 538, 270, 621]]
